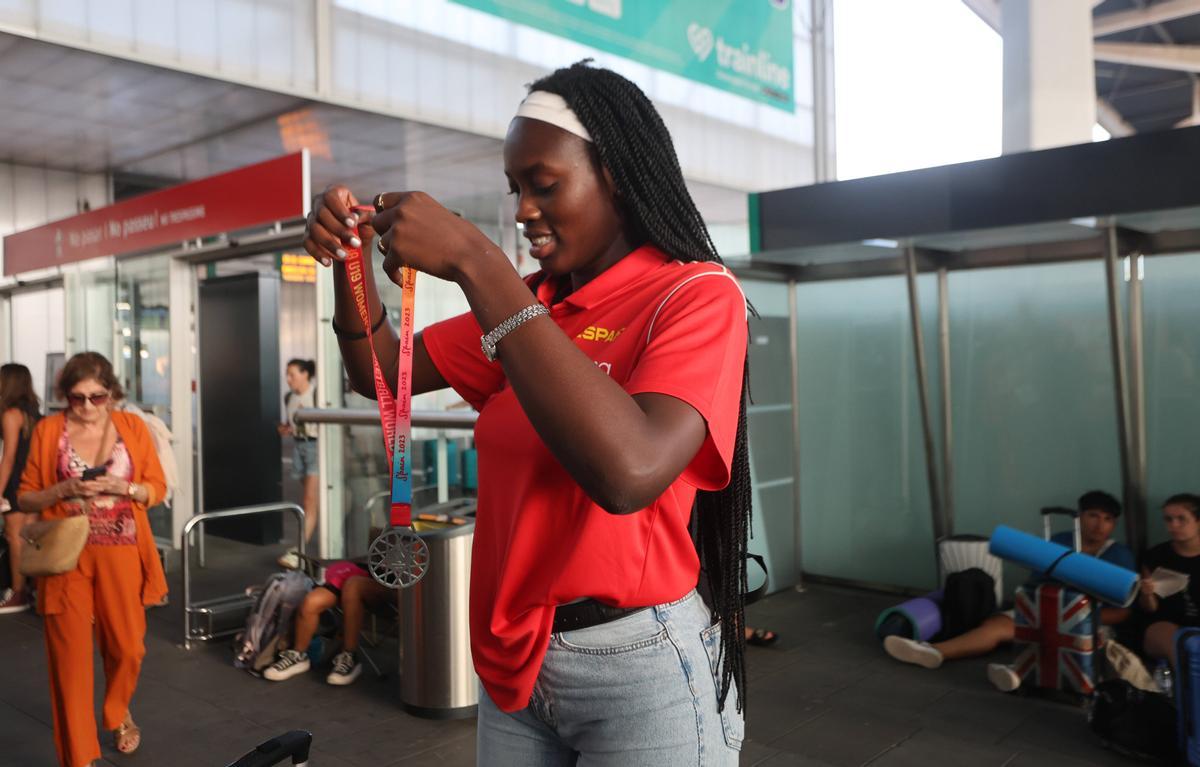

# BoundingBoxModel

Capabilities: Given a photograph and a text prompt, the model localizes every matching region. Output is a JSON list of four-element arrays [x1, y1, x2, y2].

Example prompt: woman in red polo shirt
[[304, 61, 750, 765]]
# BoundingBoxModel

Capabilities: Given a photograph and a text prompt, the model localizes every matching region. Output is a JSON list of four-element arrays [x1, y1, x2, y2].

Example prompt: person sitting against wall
[[1137, 493, 1200, 668], [883, 490, 1135, 692], [262, 559, 391, 686], [277, 359, 318, 570]]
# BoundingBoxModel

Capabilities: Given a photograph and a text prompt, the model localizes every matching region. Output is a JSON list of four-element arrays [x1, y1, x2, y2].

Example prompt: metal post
[[789, 280, 804, 591], [904, 246, 946, 552], [810, 0, 835, 182], [1103, 227, 1138, 554], [1128, 253, 1148, 553], [937, 268, 954, 537], [436, 432, 450, 504]]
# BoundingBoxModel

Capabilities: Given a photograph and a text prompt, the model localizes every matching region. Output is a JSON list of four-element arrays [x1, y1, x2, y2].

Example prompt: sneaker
[[277, 550, 300, 570], [0, 588, 30, 614], [987, 663, 1022, 693], [326, 650, 362, 686], [263, 649, 310, 681], [883, 635, 944, 669]]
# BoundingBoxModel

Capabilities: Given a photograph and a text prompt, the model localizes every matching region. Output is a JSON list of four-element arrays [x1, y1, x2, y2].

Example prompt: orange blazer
[[19, 411, 169, 615]]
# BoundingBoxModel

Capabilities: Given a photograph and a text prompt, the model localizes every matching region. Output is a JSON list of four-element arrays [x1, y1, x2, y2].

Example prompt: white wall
[[0, 0, 317, 92], [0, 0, 819, 192]]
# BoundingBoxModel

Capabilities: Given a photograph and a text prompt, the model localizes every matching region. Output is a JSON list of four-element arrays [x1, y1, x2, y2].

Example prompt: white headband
[[513, 91, 593, 143]]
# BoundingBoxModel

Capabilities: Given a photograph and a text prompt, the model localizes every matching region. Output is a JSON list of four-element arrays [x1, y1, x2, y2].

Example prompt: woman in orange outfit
[[19, 352, 167, 767]]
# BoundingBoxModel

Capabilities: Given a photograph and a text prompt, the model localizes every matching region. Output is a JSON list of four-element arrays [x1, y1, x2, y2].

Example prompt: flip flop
[[114, 716, 141, 754], [746, 628, 778, 647]]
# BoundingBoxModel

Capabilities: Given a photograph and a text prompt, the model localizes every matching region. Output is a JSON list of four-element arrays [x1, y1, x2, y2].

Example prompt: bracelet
[[481, 304, 550, 362], [331, 303, 387, 340]]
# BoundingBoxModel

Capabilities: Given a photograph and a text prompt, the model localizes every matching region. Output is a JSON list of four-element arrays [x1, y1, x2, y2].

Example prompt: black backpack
[[938, 567, 997, 640], [1089, 679, 1181, 763]]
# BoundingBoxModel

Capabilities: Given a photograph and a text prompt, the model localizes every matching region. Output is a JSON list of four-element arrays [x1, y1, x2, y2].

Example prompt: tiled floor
[[0, 535, 1141, 766]]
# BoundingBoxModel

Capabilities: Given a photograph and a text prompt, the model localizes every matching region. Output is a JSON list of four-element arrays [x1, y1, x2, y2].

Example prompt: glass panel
[[1142, 253, 1200, 545], [77, 263, 117, 361], [949, 262, 1122, 592], [796, 274, 940, 591], [742, 279, 798, 592], [116, 255, 171, 425]]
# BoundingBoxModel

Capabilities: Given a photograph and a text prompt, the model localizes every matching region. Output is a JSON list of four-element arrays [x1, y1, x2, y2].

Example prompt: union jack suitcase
[[1010, 507, 1100, 696], [1012, 582, 1098, 695]]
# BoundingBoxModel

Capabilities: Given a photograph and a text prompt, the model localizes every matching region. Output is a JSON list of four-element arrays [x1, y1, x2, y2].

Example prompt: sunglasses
[[67, 392, 110, 407]]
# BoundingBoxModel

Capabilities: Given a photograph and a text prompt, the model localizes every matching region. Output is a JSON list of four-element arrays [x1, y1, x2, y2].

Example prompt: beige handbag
[[20, 514, 89, 577]]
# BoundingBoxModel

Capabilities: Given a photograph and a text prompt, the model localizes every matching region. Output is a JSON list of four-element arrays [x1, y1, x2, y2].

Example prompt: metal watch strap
[[481, 304, 549, 362]]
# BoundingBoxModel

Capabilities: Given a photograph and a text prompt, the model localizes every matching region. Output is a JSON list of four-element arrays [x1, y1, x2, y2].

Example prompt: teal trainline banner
[[449, 0, 795, 112]]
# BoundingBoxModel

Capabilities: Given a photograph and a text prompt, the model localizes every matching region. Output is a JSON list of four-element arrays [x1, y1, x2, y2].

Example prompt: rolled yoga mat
[[989, 525, 1139, 608], [874, 592, 943, 641]]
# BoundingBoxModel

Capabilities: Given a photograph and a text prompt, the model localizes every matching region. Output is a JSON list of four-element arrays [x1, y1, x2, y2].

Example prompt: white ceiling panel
[[0, 32, 747, 229]]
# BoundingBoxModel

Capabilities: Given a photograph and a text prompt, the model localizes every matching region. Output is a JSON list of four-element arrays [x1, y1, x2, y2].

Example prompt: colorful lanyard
[[344, 206, 414, 528]]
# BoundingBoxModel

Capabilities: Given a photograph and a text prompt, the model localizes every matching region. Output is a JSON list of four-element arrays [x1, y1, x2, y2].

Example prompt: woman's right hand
[[56, 477, 96, 499], [302, 184, 372, 267]]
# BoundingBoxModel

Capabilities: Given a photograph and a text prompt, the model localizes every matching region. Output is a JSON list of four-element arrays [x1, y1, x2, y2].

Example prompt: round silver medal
[[368, 528, 430, 589]]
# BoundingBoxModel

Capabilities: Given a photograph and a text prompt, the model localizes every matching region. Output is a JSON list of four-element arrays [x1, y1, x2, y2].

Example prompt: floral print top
[[56, 427, 136, 546]]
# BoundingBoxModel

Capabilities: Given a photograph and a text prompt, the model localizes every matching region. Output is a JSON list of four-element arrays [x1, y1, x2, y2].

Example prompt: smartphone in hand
[[81, 465, 108, 481]]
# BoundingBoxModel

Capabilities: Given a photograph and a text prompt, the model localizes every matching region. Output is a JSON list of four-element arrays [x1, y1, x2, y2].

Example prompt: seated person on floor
[[884, 490, 1134, 692], [1138, 493, 1200, 668], [264, 560, 392, 685]]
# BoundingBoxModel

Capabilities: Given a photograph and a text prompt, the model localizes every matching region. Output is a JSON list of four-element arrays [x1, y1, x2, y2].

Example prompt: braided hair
[[529, 61, 754, 713]]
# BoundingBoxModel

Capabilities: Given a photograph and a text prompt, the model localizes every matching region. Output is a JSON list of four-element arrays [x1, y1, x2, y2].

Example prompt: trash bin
[[399, 498, 478, 719]]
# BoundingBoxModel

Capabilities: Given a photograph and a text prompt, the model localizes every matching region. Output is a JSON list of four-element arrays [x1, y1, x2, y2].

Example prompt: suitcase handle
[[225, 730, 312, 767], [1040, 507, 1081, 552], [1039, 507, 1079, 519]]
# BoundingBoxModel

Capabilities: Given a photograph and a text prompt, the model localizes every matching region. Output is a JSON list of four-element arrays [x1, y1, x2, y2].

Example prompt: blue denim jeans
[[476, 590, 743, 766]]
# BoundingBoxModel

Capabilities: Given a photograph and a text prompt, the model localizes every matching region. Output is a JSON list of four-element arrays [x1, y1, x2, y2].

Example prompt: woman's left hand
[[89, 475, 132, 497], [370, 192, 502, 285]]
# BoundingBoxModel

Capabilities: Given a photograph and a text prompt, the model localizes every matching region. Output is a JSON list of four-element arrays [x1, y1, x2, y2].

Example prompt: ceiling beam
[[1093, 0, 1200, 37], [962, 0, 1000, 32], [1097, 97, 1137, 136], [1094, 41, 1200, 73], [961, 0, 1139, 136], [1174, 80, 1200, 126]]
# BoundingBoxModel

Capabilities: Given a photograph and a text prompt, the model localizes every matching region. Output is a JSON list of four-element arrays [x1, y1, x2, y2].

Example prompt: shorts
[[291, 439, 318, 480], [323, 561, 369, 594]]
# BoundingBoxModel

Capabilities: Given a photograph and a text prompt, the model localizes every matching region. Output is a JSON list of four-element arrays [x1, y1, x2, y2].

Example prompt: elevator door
[[198, 272, 282, 544]]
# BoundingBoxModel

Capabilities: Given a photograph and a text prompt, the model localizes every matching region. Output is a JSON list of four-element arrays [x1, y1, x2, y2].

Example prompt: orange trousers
[[43, 544, 146, 767]]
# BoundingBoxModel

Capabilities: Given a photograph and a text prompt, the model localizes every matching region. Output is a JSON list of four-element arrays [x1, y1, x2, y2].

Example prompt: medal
[[344, 205, 428, 590]]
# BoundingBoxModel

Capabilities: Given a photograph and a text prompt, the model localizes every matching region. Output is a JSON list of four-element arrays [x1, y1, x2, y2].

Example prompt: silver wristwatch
[[481, 304, 550, 362]]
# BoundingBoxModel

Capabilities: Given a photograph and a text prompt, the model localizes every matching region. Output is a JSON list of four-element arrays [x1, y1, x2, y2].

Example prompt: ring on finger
[[373, 193, 386, 212], [377, 239, 388, 256]]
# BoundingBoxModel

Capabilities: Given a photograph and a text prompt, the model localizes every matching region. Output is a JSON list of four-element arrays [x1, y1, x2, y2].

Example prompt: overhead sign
[[280, 253, 317, 283], [450, 0, 795, 112], [3, 153, 308, 276]]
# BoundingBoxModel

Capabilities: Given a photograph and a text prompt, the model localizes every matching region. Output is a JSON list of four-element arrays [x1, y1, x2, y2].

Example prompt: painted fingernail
[[349, 237, 362, 247], [322, 258, 332, 267], [336, 248, 347, 259], [344, 217, 356, 228]]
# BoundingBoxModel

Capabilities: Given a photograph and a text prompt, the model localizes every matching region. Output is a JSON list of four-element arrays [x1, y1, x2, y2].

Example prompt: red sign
[[3, 153, 307, 275]]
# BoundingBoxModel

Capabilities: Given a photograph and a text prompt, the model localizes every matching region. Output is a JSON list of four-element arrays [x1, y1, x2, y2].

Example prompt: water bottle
[[1154, 660, 1174, 698]]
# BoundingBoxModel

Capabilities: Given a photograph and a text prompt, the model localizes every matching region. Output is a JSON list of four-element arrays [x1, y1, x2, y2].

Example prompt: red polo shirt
[[421, 244, 747, 712]]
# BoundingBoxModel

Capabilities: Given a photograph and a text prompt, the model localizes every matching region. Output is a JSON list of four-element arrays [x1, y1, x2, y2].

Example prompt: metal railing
[[296, 408, 478, 503], [181, 502, 306, 649], [294, 407, 477, 429]]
